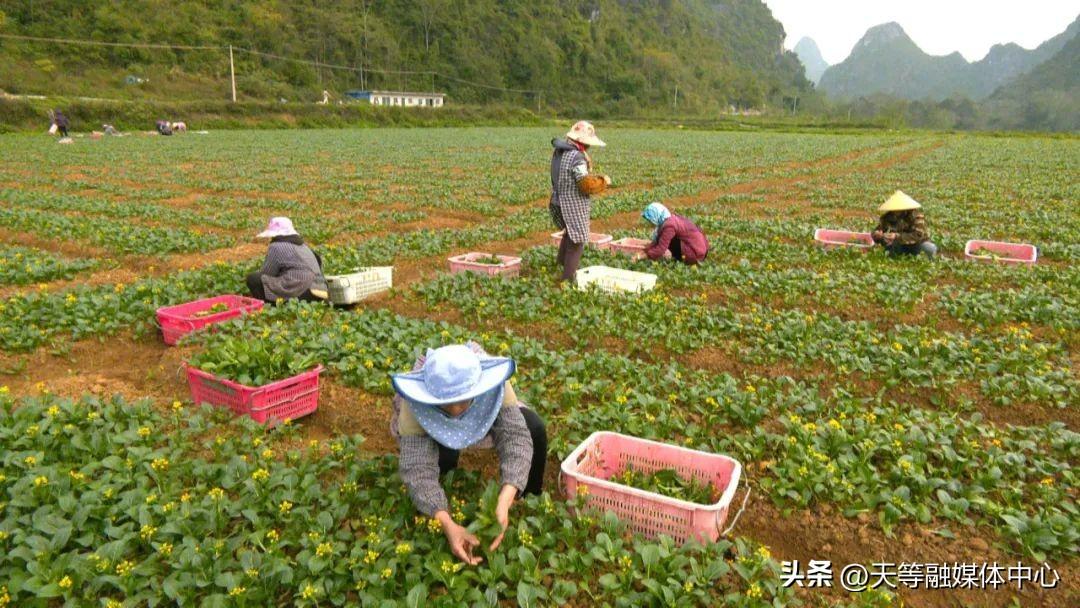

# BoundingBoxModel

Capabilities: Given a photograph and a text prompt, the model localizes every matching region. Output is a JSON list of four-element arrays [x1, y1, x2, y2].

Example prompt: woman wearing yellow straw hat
[[871, 191, 938, 259], [549, 121, 612, 281]]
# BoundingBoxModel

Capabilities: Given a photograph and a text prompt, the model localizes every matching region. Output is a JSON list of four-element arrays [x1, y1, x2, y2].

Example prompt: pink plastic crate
[[156, 295, 264, 346], [561, 431, 742, 543], [186, 365, 323, 426], [814, 228, 875, 250], [550, 231, 613, 250], [608, 237, 672, 260], [447, 252, 523, 277], [964, 240, 1037, 265]]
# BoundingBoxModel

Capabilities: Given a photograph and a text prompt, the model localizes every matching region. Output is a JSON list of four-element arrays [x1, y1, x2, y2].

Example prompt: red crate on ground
[[814, 228, 875, 250], [550, 231, 613, 249], [964, 240, 1037, 265], [156, 295, 264, 346], [447, 252, 523, 277], [561, 431, 743, 544], [185, 365, 324, 426]]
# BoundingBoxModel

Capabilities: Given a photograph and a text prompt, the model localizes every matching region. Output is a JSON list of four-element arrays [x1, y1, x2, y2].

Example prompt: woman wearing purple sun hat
[[391, 343, 548, 565]]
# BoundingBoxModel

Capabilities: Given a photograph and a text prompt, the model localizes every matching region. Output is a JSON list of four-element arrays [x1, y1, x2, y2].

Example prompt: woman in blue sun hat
[[391, 342, 548, 565]]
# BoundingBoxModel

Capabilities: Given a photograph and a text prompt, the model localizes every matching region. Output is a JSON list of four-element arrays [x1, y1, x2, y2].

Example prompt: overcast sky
[[763, 1, 1079, 65]]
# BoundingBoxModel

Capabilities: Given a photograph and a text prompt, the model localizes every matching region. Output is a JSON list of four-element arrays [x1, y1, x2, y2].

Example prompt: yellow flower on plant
[[228, 586, 246, 597], [266, 529, 280, 543], [180, 492, 191, 503], [279, 500, 293, 514], [208, 488, 225, 501], [251, 468, 270, 482], [395, 543, 412, 555], [137, 427, 151, 438], [316, 542, 333, 557], [171, 401, 183, 412], [24, 456, 37, 467], [756, 546, 772, 560], [262, 448, 274, 459], [300, 583, 318, 600], [380, 568, 392, 579], [828, 419, 842, 431], [363, 550, 379, 564], [151, 458, 169, 472], [46, 406, 60, 417], [33, 476, 48, 487], [245, 568, 259, 577], [58, 576, 72, 589], [1040, 477, 1054, 487], [25, 424, 39, 437], [115, 560, 135, 577], [87, 411, 99, 421], [139, 524, 157, 541], [746, 583, 763, 598], [158, 542, 173, 556]]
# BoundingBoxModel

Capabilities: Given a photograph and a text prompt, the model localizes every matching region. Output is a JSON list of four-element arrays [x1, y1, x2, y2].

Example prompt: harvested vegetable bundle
[[612, 465, 720, 504]]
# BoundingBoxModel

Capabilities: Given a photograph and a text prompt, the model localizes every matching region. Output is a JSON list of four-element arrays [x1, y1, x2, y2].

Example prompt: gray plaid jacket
[[549, 138, 592, 243]]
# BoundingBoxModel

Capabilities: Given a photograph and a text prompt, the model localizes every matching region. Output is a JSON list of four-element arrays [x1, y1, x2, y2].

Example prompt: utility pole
[[229, 45, 237, 102], [673, 85, 678, 111], [791, 95, 798, 115]]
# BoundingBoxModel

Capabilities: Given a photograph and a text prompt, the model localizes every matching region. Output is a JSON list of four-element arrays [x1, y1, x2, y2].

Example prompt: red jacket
[[646, 214, 709, 264]]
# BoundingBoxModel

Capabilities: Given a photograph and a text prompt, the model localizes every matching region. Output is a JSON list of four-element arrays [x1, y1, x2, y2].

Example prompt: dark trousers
[[668, 238, 683, 262], [245, 272, 319, 304], [556, 233, 585, 282], [58, 127, 69, 137], [438, 406, 548, 495], [884, 241, 938, 259]]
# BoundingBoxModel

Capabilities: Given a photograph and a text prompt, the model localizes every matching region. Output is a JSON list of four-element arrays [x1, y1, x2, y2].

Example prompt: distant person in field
[[549, 121, 612, 281], [102, 124, 121, 136], [641, 202, 710, 265], [155, 120, 173, 136], [51, 110, 70, 138], [871, 191, 938, 259], [246, 217, 328, 303], [171, 121, 187, 132], [391, 343, 547, 566]]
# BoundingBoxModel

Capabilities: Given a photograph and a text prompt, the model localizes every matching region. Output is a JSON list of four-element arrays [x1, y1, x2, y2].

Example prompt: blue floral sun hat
[[391, 344, 515, 450]]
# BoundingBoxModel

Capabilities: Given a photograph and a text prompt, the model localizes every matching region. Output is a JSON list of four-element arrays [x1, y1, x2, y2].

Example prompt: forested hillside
[[0, 0, 811, 115]]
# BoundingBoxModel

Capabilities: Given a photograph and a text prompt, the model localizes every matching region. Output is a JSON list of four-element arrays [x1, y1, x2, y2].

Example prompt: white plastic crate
[[325, 267, 393, 305], [576, 265, 657, 293]]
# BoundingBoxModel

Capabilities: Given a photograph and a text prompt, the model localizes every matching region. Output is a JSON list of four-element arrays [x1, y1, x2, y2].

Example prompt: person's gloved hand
[[603, 175, 612, 186]]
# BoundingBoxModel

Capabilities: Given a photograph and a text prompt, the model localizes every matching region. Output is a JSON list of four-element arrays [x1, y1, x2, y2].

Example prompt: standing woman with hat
[[246, 216, 328, 303], [391, 343, 548, 565], [550, 121, 612, 281], [872, 191, 938, 258]]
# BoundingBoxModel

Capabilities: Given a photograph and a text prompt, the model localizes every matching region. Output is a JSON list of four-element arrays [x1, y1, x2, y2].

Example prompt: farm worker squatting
[[872, 191, 938, 259], [549, 121, 612, 281], [641, 202, 710, 265], [391, 343, 548, 565], [246, 217, 329, 303]]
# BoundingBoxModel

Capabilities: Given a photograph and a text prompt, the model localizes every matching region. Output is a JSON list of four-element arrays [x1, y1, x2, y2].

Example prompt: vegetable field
[[0, 128, 1076, 607]]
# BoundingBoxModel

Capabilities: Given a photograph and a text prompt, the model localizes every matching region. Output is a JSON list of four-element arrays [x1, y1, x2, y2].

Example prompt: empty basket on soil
[[813, 228, 875, 249], [964, 240, 1037, 265], [550, 231, 613, 249], [447, 252, 523, 277], [186, 364, 324, 426], [561, 431, 743, 543], [325, 267, 393, 305], [576, 265, 657, 293], [156, 295, 264, 346]]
